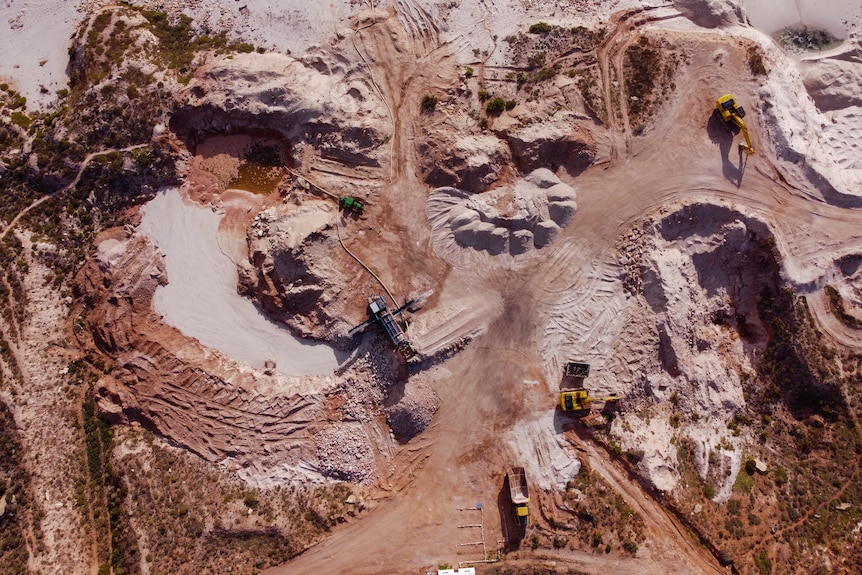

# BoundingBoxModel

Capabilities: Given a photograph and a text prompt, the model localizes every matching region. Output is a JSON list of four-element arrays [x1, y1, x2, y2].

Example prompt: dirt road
[[267, 5, 862, 575]]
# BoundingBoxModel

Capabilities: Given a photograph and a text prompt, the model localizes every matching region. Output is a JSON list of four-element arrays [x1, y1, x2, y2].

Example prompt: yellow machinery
[[560, 388, 624, 412], [716, 94, 755, 155]]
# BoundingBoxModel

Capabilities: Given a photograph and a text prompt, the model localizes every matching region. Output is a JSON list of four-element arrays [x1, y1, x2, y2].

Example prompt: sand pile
[[426, 168, 577, 264]]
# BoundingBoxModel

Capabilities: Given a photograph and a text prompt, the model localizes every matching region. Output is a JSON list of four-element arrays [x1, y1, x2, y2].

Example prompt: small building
[[754, 458, 768, 474], [437, 569, 475, 575]]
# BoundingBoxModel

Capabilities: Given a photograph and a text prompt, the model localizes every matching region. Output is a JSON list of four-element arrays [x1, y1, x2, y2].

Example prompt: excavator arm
[[731, 115, 755, 155]]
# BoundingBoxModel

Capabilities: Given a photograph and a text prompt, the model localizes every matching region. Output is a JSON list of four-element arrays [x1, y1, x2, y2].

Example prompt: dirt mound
[[238, 200, 353, 343], [75, 225, 401, 486], [419, 133, 513, 193], [802, 55, 862, 112], [169, 51, 389, 169], [385, 377, 439, 442], [502, 117, 596, 175], [314, 423, 376, 483]]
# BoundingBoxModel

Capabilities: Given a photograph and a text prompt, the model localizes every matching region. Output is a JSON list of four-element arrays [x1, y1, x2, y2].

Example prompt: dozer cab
[[716, 94, 755, 155]]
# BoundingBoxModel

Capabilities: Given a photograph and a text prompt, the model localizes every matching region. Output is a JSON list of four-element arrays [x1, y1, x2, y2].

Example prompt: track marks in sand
[[528, 236, 629, 380]]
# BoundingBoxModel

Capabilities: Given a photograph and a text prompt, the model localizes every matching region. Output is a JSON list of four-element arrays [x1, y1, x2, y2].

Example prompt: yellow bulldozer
[[716, 94, 755, 155]]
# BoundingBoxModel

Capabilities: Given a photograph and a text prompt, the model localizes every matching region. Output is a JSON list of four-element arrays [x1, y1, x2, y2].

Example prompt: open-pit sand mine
[[2, 0, 862, 574]]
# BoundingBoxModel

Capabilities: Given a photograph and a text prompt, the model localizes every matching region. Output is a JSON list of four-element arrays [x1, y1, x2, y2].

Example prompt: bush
[[529, 22, 553, 34], [754, 550, 772, 574], [421, 94, 438, 113], [485, 97, 506, 116], [505, 99, 516, 110], [527, 51, 546, 69], [10, 112, 31, 130], [464, 66, 473, 78], [744, 457, 757, 475]]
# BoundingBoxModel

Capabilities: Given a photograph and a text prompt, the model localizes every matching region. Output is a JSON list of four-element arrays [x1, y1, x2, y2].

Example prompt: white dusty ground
[[138, 187, 342, 376]]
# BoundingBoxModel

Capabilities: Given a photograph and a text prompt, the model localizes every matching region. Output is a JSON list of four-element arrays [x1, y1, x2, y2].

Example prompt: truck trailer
[[507, 466, 530, 528]]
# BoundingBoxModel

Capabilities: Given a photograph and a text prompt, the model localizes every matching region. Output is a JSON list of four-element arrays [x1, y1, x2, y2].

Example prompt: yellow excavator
[[716, 94, 755, 155], [560, 388, 624, 412]]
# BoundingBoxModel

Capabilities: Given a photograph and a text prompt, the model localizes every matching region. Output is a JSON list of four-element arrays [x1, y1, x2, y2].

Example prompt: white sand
[[744, 0, 860, 36], [0, 0, 82, 107], [139, 187, 341, 376]]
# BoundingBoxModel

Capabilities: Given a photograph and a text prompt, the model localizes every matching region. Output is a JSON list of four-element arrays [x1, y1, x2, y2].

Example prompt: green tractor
[[339, 196, 365, 215]]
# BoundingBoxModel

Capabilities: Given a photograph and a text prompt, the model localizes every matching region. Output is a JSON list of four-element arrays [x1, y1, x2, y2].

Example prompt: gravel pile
[[387, 379, 439, 442], [314, 424, 375, 484]]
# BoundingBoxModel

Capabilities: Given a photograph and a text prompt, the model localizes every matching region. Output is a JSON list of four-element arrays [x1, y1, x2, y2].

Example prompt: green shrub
[[464, 66, 473, 78], [754, 550, 772, 574], [505, 99, 516, 110], [485, 97, 506, 116], [529, 22, 553, 34], [10, 112, 31, 130], [527, 51, 546, 69], [421, 94, 438, 113]]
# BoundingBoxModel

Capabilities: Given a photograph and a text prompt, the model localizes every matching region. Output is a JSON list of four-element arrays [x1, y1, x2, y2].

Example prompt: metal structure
[[349, 294, 416, 356], [564, 361, 591, 378], [716, 94, 755, 155]]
